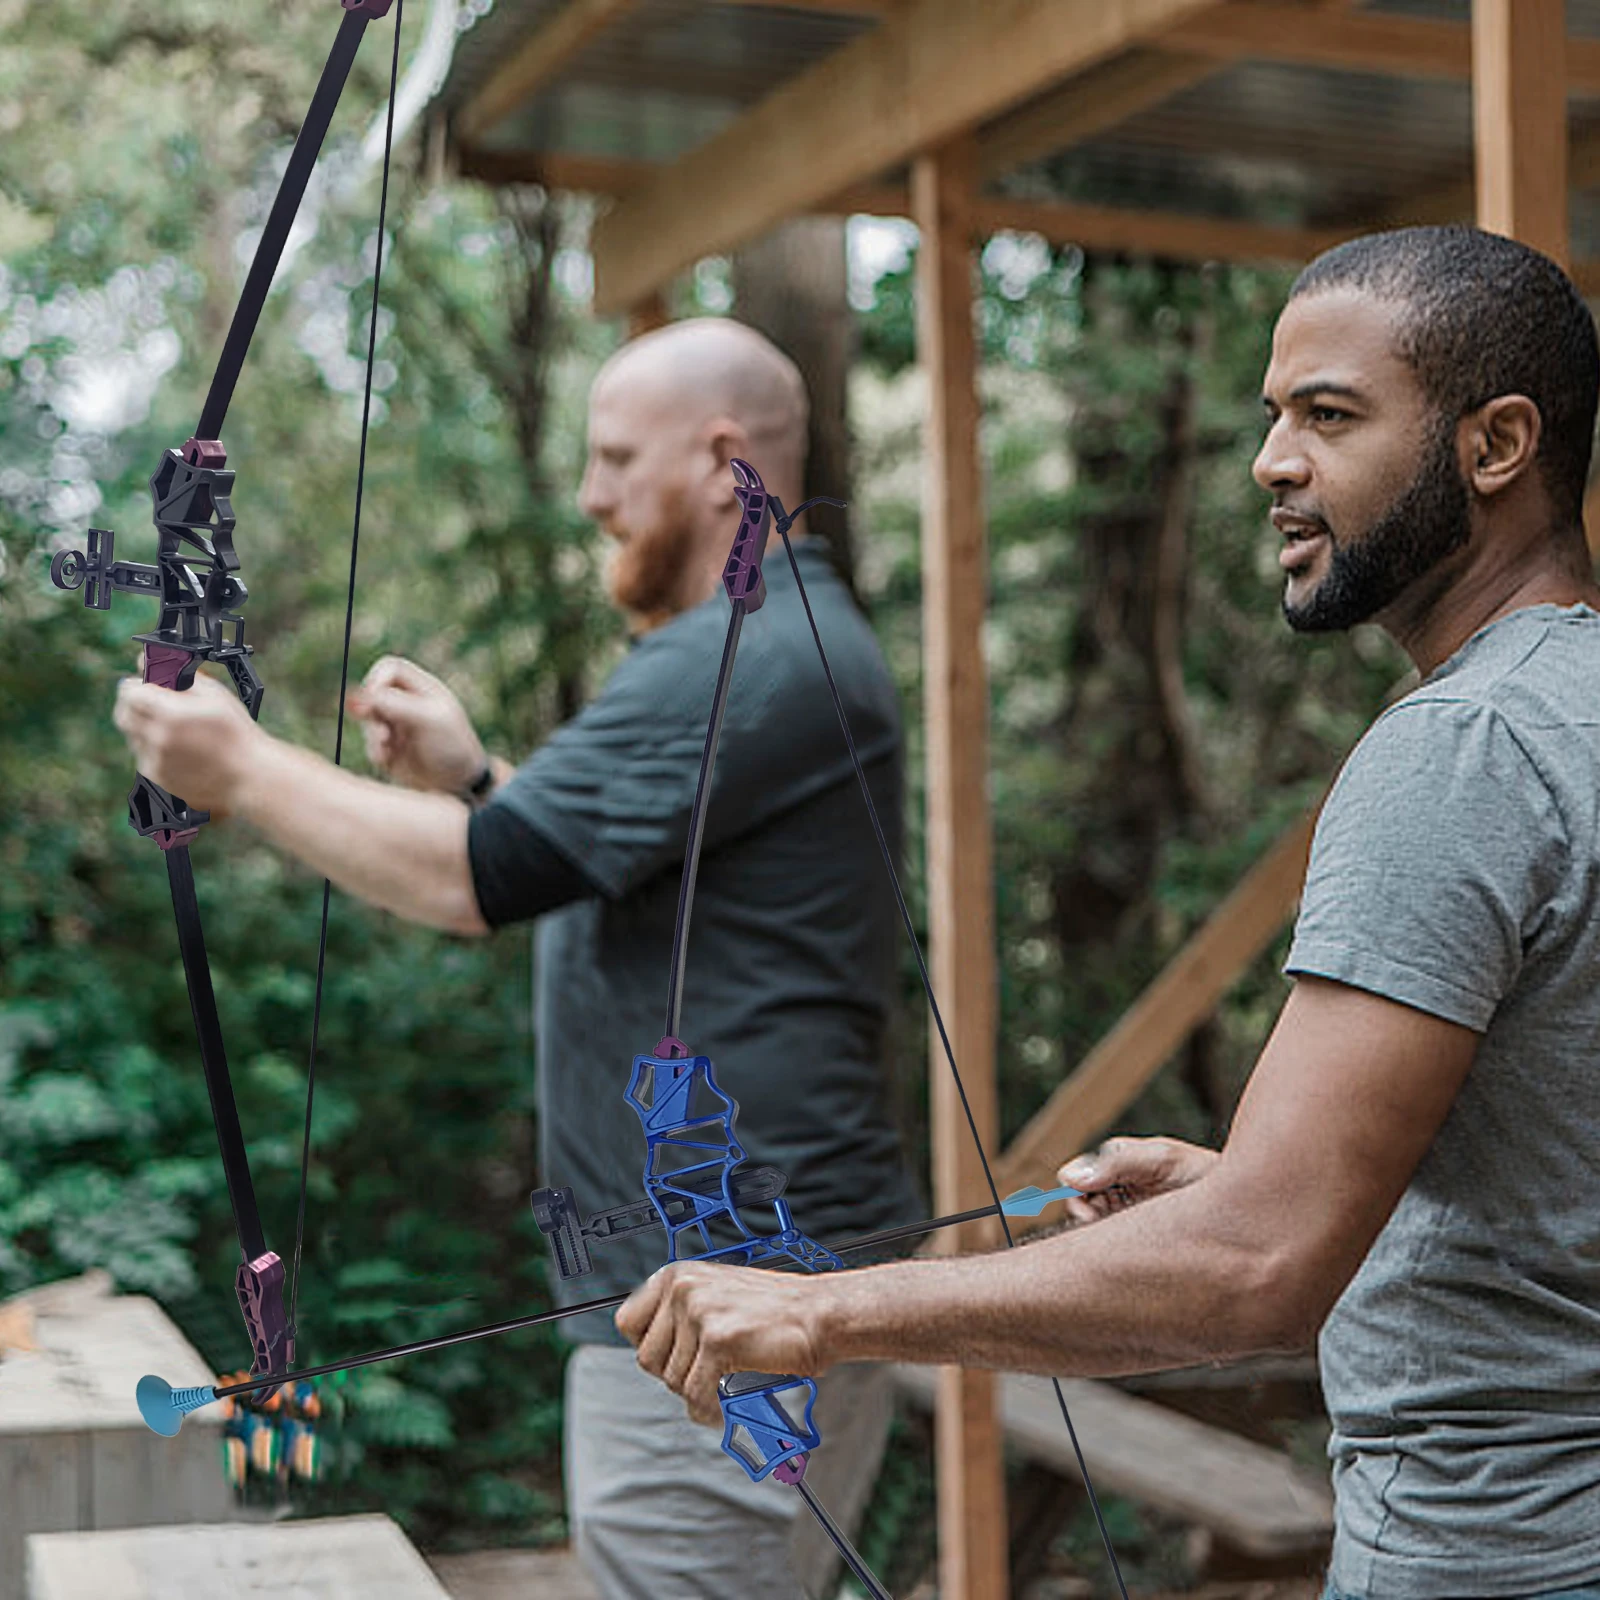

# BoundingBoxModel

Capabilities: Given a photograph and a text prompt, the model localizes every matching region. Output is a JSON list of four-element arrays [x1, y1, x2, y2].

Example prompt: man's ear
[[703, 418, 750, 509], [1464, 394, 1542, 499]]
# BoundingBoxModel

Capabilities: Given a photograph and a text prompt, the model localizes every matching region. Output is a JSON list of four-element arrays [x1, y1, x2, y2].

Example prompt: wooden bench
[[892, 1364, 1333, 1562]]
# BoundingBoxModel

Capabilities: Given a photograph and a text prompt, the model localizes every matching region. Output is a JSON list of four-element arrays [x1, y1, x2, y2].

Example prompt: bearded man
[[115, 317, 920, 1600], [619, 228, 1600, 1598]]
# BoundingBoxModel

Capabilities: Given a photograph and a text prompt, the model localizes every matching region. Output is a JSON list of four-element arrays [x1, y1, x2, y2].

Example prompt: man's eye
[[1311, 406, 1350, 424]]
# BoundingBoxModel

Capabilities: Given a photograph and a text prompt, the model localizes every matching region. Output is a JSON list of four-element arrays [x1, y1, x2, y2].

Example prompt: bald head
[[578, 318, 814, 631], [595, 318, 809, 483]]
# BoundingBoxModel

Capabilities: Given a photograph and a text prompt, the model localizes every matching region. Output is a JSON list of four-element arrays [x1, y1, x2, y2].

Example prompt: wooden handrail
[[993, 806, 1317, 1211]]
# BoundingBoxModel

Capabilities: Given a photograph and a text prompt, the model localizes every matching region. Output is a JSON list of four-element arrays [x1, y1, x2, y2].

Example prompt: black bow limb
[[51, 0, 400, 1400]]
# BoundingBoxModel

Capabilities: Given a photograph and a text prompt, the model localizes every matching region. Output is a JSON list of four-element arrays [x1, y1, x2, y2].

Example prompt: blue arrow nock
[[718, 1371, 821, 1484], [136, 1374, 218, 1437]]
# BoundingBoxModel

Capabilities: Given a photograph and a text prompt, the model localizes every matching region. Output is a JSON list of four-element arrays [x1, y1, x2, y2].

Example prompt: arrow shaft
[[213, 1197, 1015, 1400]]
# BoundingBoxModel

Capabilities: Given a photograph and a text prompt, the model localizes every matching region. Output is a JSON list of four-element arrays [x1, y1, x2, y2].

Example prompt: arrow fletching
[[1000, 1182, 1081, 1218]]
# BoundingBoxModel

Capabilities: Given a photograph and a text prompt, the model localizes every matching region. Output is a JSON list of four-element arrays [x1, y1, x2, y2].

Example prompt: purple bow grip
[[722, 459, 771, 613]]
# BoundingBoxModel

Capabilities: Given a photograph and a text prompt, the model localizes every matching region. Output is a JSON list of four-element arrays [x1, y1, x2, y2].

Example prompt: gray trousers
[[565, 1344, 893, 1600]]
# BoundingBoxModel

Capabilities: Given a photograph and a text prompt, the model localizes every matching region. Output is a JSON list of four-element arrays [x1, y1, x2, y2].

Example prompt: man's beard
[[604, 483, 696, 627], [1283, 423, 1472, 634]]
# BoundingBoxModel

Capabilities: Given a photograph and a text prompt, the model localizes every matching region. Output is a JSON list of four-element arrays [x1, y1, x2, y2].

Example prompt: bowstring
[[772, 520, 1132, 1600], [288, 0, 405, 1349]]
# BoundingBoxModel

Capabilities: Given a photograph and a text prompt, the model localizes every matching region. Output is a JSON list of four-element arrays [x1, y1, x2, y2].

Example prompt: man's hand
[[1058, 1136, 1218, 1227], [114, 671, 265, 814], [617, 1261, 840, 1424], [349, 656, 487, 795]]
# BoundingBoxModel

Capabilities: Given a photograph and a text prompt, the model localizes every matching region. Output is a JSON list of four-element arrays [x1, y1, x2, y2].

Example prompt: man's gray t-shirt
[[1285, 603, 1600, 1596], [487, 542, 921, 1342]]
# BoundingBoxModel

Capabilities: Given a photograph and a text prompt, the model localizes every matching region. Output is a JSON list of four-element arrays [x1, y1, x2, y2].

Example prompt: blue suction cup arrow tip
[[1000, 1182, 1082, 1218], [136, 1374, 217, 1437]]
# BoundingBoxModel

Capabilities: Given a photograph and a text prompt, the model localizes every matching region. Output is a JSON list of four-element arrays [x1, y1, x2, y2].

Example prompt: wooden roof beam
[[456, 0, 642, 145], [587, 0, 1221, 315], [464, 146, 1350, 265]]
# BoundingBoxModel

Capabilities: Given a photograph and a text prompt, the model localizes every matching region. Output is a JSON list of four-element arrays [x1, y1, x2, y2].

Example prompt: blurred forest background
[[0, 1, 1406, 1589]]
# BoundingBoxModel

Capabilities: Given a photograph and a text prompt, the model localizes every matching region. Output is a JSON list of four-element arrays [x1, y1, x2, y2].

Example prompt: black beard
[[1283, 425, 1472, 634]]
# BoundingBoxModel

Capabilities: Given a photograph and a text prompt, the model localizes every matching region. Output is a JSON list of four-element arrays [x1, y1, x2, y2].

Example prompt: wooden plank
[[970, 196, 1345, 263], [914, 135, 1008, 1600], [465, 148, 1350, 268], [588, 0, 1219, 313], [1166, 4, 1600, 93], [455, 0, 643, 145], [893, 1366, 1335, 1561], [977, 49, 1220, 179], [26, 1517, 452, 1600], [626, 292, 670, 338], [1473, 0, 1569, 268], [0, 1275, 232, 1600], [995, 808, 1317, 1204]]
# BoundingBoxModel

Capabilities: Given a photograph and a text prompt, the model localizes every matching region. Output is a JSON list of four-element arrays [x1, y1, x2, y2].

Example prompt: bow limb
[[53, 0, 402, 1400]]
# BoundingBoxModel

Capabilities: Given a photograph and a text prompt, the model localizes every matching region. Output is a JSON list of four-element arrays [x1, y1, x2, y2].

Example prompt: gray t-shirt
[[488, 542, 921, 1341], [1285, 602, 1600, 1596]]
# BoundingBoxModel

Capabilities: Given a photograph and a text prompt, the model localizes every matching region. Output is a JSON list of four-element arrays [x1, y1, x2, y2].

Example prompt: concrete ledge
[[27, 1515, 450, 1600]]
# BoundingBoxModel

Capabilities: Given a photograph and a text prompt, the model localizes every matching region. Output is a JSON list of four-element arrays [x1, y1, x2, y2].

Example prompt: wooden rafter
[[586, 0, 1220, 314], [463, 147, 1350, 266], [456, 0, 641, 145], [976, 49, 1220, 179]]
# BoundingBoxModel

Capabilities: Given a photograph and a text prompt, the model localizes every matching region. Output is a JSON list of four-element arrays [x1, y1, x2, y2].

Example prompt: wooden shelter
[[432, 2, 1589, 1592]]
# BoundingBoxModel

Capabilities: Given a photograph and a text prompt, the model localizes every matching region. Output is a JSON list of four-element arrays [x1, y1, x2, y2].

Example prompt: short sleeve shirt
[[1285, 603, 1600, 1596], [480, 542, 922, 1339]]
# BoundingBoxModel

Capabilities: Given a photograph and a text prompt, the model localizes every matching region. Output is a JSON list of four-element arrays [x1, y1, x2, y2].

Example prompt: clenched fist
[[348, 656, 487, 795]]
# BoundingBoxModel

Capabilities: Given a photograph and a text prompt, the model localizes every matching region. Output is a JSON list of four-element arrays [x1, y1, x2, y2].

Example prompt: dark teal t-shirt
[[484, 542, 922, 1340]]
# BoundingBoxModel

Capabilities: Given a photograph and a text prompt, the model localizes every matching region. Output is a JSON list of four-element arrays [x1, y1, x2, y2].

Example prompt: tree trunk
[[731, 216, 859, 596]]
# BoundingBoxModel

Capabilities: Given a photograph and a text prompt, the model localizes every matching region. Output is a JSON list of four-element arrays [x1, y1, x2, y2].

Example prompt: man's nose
[[1251, 419, 1310, 493], [577, 463, 608, 521]]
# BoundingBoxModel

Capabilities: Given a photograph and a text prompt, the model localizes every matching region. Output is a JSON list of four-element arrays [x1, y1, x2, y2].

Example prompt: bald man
[[114, 318, 920, 1599]]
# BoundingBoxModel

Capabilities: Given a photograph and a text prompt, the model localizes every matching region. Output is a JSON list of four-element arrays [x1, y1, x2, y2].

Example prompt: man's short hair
[[1290, 226, 1600, 526]]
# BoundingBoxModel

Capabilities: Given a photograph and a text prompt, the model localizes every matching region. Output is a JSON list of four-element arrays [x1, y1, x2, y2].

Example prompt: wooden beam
[[976, 49, 1218, 179], [994, 808, 1318, 1205], [589, 0, 1219, 314], [914, 135, 1008, 1600], [732, 1, 1600, 94], [1166, 4, 1600, 92], [456, 0, 642, 145], [969, 196, 1344, 263], [626, 292, 670, 338], [1473, 0, 1569, 267]]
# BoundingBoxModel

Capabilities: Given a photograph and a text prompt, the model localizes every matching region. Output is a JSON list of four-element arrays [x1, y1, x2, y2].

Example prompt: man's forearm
[[819, 1181, 1313, 1377], [234, 736, 487, 934]]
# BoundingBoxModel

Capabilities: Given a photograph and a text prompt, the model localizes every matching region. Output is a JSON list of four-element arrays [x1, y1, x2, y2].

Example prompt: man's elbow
[[1232, 1242, 1343, 1353]]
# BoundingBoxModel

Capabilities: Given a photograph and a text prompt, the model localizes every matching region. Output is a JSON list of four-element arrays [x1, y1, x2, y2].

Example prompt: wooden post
[[1473, 0, 1568, 265], [626, 290, 670, 339], [912, 135, 1009, 1600]]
